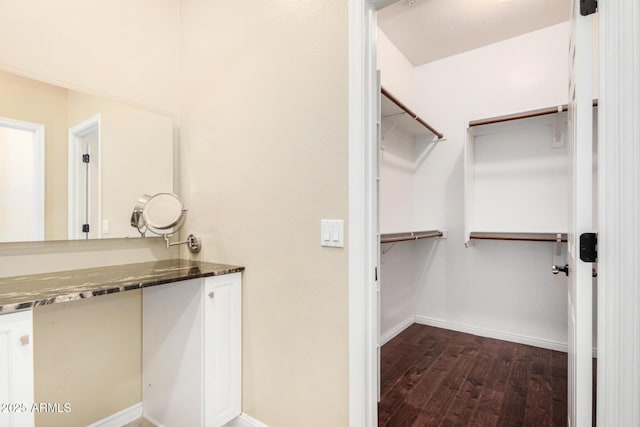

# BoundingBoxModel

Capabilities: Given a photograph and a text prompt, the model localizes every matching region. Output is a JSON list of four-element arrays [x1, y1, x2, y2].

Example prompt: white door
[[567, 2, 594, 426], [68, 115, 100, 240]]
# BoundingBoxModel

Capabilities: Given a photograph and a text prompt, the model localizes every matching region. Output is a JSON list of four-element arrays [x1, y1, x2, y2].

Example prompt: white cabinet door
[[143, 273, 241, 427], [204, 273, 241, 427], [0, 310, 34, 427]]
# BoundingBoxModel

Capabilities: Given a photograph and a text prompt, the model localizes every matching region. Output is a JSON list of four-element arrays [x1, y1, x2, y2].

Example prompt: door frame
[[596, 1, 640, 425], [348, 1, 379, 425], [68, 114, 101, 239], [348, 1, 640, 426], [0, 117, 45, 241]]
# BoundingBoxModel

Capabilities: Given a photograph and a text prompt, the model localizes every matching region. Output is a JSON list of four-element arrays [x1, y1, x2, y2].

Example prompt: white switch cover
[[321, 220, 344, 248]]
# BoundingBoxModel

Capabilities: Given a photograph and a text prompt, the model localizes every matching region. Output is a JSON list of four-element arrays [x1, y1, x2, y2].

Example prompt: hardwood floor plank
[[440, 349, 495, 426], [496, 359, 529, 427], [379, 324, 573, 427]]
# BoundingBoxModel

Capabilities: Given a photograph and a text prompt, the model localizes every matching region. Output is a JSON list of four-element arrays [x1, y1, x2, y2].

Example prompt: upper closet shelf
[[381, 87, 444, 140], [468, 99, 598, 128], [469, 232, 567, 243]]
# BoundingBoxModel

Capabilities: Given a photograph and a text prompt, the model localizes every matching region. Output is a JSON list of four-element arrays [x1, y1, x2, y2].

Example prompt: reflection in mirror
[[0, 68, 175, 243], [0, 118, 45, 242]]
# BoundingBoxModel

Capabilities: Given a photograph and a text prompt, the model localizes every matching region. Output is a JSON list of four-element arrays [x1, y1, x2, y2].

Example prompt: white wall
[[380, 241, 415, 342], [378, 23, 571, 348], [377, 28, 414, 105], [0, 127, 34, 242], [379, 121, 415, 233]]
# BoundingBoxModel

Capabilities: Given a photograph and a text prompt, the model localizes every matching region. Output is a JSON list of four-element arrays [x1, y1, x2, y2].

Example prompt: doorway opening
[[0, 117, 44, 242], [357, 0, 597, 425]]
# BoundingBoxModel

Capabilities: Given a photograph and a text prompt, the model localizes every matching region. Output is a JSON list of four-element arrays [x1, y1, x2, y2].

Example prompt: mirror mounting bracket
[[163, 233, 201, 254]]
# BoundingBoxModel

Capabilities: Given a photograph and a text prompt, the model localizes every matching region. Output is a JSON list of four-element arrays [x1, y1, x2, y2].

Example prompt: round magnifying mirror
[[142, 193, 187, 236]]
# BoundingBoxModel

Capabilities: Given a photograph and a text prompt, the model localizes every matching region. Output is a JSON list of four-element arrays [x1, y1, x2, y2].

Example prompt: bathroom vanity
[[0, 259, 243, 427]]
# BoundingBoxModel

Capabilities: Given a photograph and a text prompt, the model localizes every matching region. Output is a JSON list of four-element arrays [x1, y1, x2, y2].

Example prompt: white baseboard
[[379, 316, 414, 346], [143, 413, 166, 427], [87, 403, 143, 427], [226, 413, 269, 427], [414, 315, 569, 353]]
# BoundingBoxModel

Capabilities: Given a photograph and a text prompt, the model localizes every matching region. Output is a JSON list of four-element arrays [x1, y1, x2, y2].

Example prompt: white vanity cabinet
[[142, 272, 242, 427], [0, 310, 34, 427]]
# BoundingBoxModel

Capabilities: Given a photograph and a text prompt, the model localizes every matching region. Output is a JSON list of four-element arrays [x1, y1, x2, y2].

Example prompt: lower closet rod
[[380, 231, 443, 244]]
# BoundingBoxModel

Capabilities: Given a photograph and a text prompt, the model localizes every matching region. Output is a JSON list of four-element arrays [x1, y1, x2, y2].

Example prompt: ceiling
[[377, 0, 572, 66]]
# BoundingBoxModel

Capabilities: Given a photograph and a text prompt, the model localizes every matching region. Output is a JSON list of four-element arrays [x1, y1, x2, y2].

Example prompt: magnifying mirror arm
[[163, 233, 201, 254]]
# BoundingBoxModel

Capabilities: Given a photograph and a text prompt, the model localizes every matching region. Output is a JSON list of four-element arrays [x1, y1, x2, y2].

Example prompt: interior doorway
[[68, 114, 101, 240], [0, 117, 44, 242], [350, 1, 596, 424]]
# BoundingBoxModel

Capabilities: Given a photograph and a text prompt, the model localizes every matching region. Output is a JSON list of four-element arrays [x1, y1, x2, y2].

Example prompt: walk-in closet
[[375, 0, 597, 425]]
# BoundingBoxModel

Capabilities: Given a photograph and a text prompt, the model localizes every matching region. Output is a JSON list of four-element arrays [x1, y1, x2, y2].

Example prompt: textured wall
[[179, 1, 350, 425]]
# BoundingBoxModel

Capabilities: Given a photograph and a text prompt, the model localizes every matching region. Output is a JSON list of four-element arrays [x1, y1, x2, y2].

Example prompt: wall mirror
[[0, 68, 175, 243]]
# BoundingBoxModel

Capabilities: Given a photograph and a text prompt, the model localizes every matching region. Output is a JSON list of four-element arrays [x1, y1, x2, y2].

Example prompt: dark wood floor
[[379, 324, 568, 427]]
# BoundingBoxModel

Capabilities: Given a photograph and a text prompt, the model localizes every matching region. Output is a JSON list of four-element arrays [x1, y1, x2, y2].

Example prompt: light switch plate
[[321, 220, 344, 248]]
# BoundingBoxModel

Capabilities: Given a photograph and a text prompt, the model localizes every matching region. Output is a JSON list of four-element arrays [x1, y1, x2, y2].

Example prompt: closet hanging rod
[[469, 232, 568, 243], [380, 230, 443, 243], [468, 99, 599, 128], [381, 87, 444, 140]]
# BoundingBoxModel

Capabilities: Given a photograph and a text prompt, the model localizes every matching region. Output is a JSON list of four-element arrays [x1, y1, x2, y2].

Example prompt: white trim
[[379, 317, 414, 346], [597, 1, 640, 426], [68, 114, 102, 239], [86, 402, 143, 427], [141, 413, 165, 427], [226, 413, 270, 427], [349, 0, 378, 426], [415, 315, 569, 353], [0, 117, 45, 241]]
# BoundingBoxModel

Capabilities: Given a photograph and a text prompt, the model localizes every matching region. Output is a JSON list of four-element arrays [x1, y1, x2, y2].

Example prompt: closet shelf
[[380, 230, 443, 244], [468, 99, 598, 128], [469, 232, 567, 243], [381, 87, 444, 140]]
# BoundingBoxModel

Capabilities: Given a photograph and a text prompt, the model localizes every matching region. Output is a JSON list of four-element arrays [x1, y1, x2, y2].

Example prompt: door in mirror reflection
[[0, 118, 44, 242], [68, 115, 100, 240]]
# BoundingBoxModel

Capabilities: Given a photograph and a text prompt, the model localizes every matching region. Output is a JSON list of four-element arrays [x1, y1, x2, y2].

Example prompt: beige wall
[[3, 1, 351, 425], [0, 1, 180, 425], [0, 0, 179, 114], [179, 1, 349, 426], [33, 291, 142, 427], [0, 69, 69, 240]]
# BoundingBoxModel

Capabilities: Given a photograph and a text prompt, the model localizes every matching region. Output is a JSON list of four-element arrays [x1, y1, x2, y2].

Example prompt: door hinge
[[82, 154, 90, 163], [579, 233, 597, 262], [580, 0, 597, 16], [374, 267, 378, 282], [82, 224, 90, 233]]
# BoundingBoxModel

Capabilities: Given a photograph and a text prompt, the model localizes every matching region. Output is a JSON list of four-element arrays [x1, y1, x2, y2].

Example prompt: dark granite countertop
[[0, 259, 244, 314]]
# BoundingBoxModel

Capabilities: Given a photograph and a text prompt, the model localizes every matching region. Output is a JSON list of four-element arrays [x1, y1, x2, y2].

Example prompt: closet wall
[[378, 22, 572, 349]]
